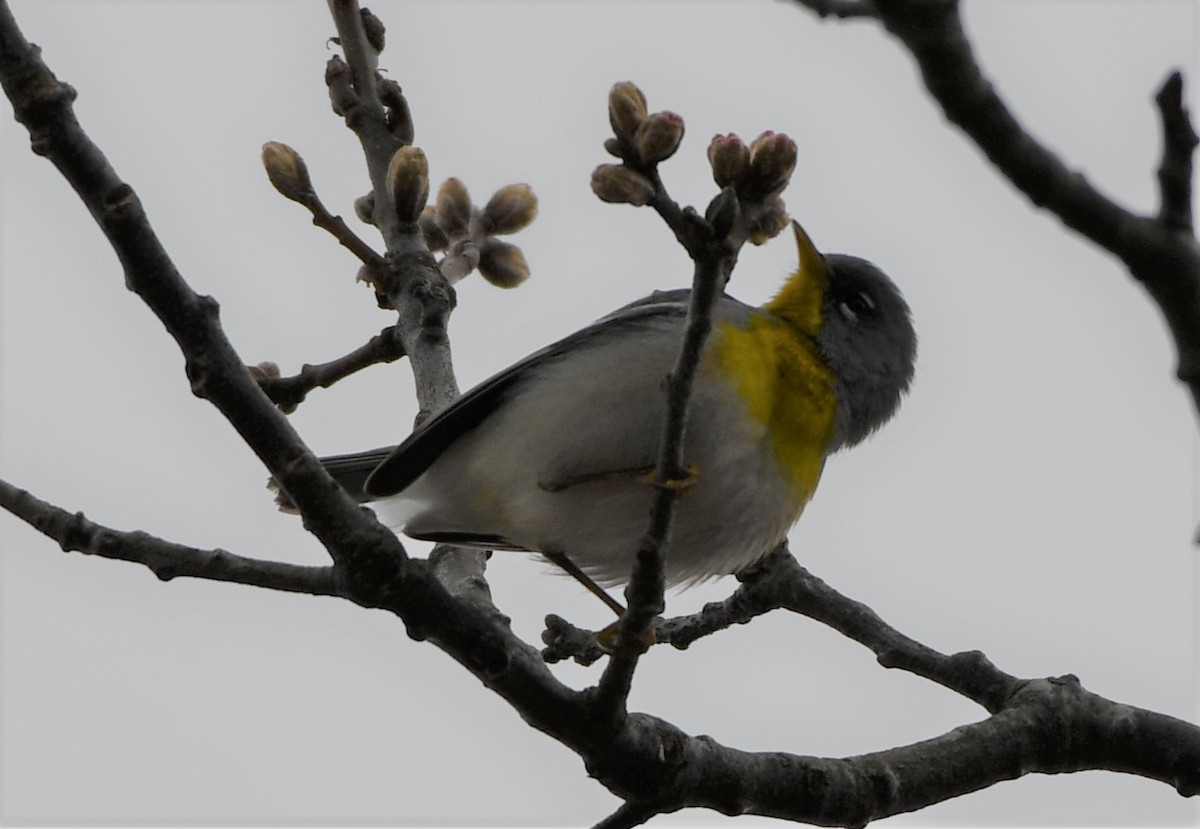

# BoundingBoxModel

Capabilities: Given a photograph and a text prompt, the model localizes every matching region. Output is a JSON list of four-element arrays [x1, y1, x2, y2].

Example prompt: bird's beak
[[791, 220, 828, 292]]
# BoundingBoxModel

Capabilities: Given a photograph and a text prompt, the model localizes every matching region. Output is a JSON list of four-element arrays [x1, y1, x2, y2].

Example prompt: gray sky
[[1, 1, 1197, 825]]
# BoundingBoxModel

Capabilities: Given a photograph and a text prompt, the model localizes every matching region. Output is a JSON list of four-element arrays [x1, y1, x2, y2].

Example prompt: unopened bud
[[591, 164, 655, 206], [608, 81, 648, 142], [747, 195, 790, 246], [248, 361, 281, 381], [261, 142, 314, 204], [354, 192, 376, 225], [379, 78, 414, 145], [419, 206, 449, 251], [708, 133, 750, 189], [478, 240, 531, 288], [386, 146, 430, 222], [634, 111, 684, 164], [360, 8, 386, 53], [745, 131, 797, 199], [325, 56, 359, 117], [435, 177, 472, 236], [482, 183, 538, 235], [603, 137, 623, 158]]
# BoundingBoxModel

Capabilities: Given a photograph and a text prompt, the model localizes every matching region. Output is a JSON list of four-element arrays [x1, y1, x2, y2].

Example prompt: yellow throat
[[710, 222, 837, 510]]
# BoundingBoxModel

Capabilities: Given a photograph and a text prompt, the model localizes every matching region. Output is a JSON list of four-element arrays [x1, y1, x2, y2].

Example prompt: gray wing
[[363, 292, 694, 498]]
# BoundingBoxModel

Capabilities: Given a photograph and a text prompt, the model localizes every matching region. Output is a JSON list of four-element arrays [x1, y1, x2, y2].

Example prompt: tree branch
[[0, 0, 410, 599], [550, 544, 1020, 713], [0, 478, 344, 598], [253, 325, 406, 413], [787, 0, 879, 20], [6, 3, 1200, 823], [838, 0, 1200, 420], [1155, 71, 1197, 233]]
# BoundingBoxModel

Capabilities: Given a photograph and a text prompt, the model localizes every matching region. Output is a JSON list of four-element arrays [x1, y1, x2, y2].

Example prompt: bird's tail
[[271, 446, 397, 512]]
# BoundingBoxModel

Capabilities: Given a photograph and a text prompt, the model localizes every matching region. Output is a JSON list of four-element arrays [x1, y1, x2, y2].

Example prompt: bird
[[284, 221, 915, 605]]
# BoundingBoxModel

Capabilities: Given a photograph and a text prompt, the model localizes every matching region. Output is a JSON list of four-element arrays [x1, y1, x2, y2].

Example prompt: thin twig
[[255, 326, 406, 412], [1155, 71, 1198, 233], [593, 238, 733, 724], [0, 478, 345, 598], [304, 190, 386, 267]]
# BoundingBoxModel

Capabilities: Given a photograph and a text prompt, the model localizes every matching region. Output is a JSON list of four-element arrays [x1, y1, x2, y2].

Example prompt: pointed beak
[[791, 220, 828, 290]]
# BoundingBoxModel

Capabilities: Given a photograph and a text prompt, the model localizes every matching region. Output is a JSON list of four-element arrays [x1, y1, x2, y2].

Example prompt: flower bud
[[608, 81, 648, 142], [482, 183, 538, 235], [261, 142, 314, 204], [379, 78, 414, 145], [707, 133, 750, 189], [603, 137, 623, 159], [354, 192, 376, 225], [386, 145, 430, 222], [634, 111, 685, 164], [747, 195, 790, 246], [434, 177, 472, 237], [745, 131, 797, 199], [325, 56, 359, 117], [419, 206, 449, 251], [591, 164, 655, 206], [479, 240, 531, 288], [248, 361, 281, 381], [360, 7, 386, 53]]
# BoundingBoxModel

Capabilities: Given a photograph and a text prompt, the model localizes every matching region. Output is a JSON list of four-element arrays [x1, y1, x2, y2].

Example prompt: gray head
[[815, 253, 917, 452]]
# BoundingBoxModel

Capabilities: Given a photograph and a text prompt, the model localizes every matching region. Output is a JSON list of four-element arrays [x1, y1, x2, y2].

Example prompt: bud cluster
[[709, 131, 797, 202], [416, 175, 539, 288], [706, 131, 797, 244], [591, 82, 686, 207]]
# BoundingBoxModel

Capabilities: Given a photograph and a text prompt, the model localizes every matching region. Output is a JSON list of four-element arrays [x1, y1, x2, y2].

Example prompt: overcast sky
[[2, 1, 1198, 826]]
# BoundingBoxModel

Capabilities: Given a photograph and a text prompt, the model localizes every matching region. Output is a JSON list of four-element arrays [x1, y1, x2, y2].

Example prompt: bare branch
[[787, 0, 879, 20], [0, 478, 344, 598], [663, 545, 1020, 712], [816, 0, 1200, 421], [551, 544, 1020, 713], [253, 325, 406, 413], [0, 0, 406, 598], [592, 800, 663, 829], [1155, 71, 1198, 233]]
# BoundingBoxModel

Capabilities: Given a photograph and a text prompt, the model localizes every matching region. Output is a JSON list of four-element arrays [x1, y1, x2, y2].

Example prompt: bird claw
[[637, 462, 699, 492], [595, 619, 657, 657]]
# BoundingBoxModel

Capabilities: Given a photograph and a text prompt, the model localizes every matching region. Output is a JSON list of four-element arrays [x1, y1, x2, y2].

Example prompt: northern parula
[[303, 221, 915, 590]]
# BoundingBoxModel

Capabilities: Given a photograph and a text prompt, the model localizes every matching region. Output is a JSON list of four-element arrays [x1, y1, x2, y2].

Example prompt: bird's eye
[[837, 291, 876, 322]]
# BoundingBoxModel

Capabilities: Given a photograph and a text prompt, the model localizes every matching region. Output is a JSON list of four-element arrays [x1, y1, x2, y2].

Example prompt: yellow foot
[[637, 462, 699, 492], [596, 620, 657, 657]]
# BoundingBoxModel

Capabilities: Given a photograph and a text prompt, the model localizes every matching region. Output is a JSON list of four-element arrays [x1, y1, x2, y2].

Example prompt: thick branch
[[0, 478, 344, 598], [587, 676, 1200, 825]]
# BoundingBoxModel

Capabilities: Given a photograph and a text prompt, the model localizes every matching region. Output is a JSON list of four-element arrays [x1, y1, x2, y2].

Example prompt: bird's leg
[[542, 549, 656, 654], [543, 549, 625, 616]]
